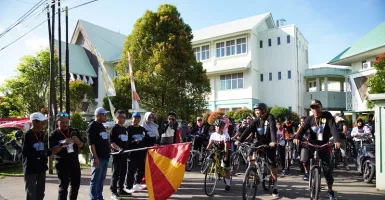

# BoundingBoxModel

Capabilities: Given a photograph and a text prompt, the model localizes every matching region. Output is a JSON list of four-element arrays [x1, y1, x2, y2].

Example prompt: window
[[361, 60, 367, 69], [288, 70, 292, 79], [278, 71, 281, 80], [269, 72, 272, 81], [236, 38, 247, 54], [220, 73, 244, 90], [216, 42, 225, 57], [305, 49, 308, 64], [260, 40, 263, 48], [260, 74, 263, 82], [288, 106, 292, 111], [193, 47, 200, 61], [277, 37, 281, 45], [299, 41, 301, 49], [232, 107, 241, 112], [226, 40, 236, 56], [220, 108, 230, 114], [201, 45, 210, 60], [287, 35, 290, 43], [268, 39, 272, 47]]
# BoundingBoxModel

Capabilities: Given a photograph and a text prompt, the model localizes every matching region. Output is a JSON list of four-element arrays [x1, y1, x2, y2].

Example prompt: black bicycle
[[231, 141, 250, 175]]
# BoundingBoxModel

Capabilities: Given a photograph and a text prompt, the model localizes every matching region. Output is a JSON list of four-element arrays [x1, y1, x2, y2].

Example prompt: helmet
[[253, 103, 267, 111], [15, 130, 23, 139], [213, 119, 225, 127]]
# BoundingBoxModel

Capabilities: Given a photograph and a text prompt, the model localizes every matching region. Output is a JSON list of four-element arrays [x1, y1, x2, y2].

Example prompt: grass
[[0, 164, 23, 179]]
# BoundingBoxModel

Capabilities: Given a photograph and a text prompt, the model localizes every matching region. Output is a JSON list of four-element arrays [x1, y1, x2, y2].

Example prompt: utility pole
[[65, 6, 70, 116], [46, 2, 53, 174], [58, 0, 63, 112]]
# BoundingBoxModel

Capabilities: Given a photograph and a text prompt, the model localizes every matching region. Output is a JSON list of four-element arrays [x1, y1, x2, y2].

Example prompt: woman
[[276, 121, 286, 176], [351, 118, 372, 153], [140, 112, 159, 146]]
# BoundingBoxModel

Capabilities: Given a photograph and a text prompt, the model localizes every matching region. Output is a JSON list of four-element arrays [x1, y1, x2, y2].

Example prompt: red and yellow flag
[[145, 143, 191, 200]]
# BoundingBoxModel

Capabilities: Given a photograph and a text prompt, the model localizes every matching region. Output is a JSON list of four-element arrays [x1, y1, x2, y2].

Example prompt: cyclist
[[206, 119, 231, 191], [334, 113, 349, 170], [276, 121, 286, 175], [283, 118, 296, 175], [298, 116, 311, 180], [294, 99, 341, 200], [240, 103, 279, 197]]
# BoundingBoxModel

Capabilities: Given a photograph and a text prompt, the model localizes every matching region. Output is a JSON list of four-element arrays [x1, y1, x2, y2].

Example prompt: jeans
[[24, 172, 46, 200], [56, 163, 81, 200], [110, 154, 127, 193], [89, 158, 108, 200]]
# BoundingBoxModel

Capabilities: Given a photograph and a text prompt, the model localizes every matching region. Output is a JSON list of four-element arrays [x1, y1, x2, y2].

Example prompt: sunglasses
[[197, 119, 202, 121], [58, 112, 69, 117]]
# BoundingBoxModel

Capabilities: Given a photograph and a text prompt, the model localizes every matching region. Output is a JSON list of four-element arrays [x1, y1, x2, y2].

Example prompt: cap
[[197, 117, 203, 121], [310, 99, 322, 108], [30, 112, 47, 121], [132, 112, 141, 117], [94, 107, 110, 116], [246, 116, 253, 120]]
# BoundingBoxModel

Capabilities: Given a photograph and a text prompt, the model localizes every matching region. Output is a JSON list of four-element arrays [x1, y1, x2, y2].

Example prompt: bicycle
[[302, 142, 332, 200], [230, 141, 250, 175], [204, 148, 232, 196], [186, 134, 206, 172], [242, 144, 273, 200]]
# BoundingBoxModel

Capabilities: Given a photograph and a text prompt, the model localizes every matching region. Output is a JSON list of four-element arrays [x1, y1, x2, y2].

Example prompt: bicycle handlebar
[[301, 142, 331, 149], [249, 144, 270, 150]]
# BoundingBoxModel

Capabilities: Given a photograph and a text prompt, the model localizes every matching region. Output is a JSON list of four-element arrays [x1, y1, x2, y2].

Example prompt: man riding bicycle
[[239, 103, 279, 197], [206, 119, 232, 191], [294, 99, 341, 200]]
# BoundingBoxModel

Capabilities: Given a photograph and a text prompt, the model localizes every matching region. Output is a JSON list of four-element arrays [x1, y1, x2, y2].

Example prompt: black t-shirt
[[49, 128, 82, 168], [22, 129, 48, 174], [86, 121, 110, 160], [336, 121, 347, 139], [240, 114, 277, 144], [127, 125, 148, 149], [296, 111, 340, 145], [109, 124, 130, 152]]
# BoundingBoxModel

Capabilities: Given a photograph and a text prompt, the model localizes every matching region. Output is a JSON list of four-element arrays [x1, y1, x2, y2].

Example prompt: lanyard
[[31, 130, 41, 143], [59, 129, 69, 139], [314, 115, 321, 128]]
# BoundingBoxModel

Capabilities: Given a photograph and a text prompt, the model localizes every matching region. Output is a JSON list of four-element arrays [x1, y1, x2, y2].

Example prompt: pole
[[58, 0, 63, 112], [65, 6, 70, 116], [46, 2, 53, 174]]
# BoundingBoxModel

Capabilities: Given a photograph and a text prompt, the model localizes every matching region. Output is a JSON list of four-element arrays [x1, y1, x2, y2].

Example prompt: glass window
[[260, 40, 263, 48], [216, 42, 225, 57], [277, 37, 281, 45], [220, 73, 244, 90], [278, 71, 281, 80], [287, 35, 290, 43], [226, 40, 235, 56], [288, 70, 292, 79], [305, 49, 308, 64], [236, 38, 247, 54], [288, 106, 292, 111], [201, 45, 210, 60], [269, 72, 272, 81], [193, 47, 200, 61], [260, 74, 263, 82], [268, 39, 271, 47]]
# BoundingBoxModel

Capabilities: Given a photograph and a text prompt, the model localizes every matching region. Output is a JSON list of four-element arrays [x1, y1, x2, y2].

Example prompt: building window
[[216, 42, 225, 58], [287, 35, 290, 43], [201, 45, 210, 60], [193, 47, 200, 61], [260, 74, 263, 82], [305, 49, 308, 64], [260, 40, 263, 48], [278, 71, 281, 80], [361, 60, 367, 69], [288, 106, 292, 111], [232, 107, 241, 112], [226, 40, 236, 56], [299, 41, 301, 50], [269, 72, 272, 81], [220, 73, 244, 90], [220, 108, 230, 114], [268, 39, 272, 47], [236, 38, 247, 54], [288, 70, 292, 79], [277, 37, 281, 45]]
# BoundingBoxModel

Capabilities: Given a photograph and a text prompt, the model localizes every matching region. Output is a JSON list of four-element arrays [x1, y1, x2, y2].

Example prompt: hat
[[197, 117, 203, 121], [132, 112, 141, 117], [246, 116, 253, 120], [310, 99, 322, 108], [94, 107, 110, 116], [30, 112, 47, 121]]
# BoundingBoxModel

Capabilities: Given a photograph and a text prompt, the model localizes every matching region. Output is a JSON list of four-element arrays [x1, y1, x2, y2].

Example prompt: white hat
[[94, 107, 110, 116], [30, 112, 47, 121]]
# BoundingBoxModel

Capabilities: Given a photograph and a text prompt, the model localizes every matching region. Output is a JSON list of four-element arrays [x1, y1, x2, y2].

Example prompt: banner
[[128, 52, 141, 111]]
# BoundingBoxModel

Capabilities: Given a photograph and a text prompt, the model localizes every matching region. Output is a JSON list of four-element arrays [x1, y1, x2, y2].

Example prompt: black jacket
[[240, 114, 277, 144], [190, 123, 210, 140], [157, 122, 178, 145]]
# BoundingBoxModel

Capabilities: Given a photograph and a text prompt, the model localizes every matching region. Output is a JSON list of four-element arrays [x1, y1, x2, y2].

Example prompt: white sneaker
[[140, 184, 147, 190], [123, 188, 135, 194], [132, 184, 142, 191]]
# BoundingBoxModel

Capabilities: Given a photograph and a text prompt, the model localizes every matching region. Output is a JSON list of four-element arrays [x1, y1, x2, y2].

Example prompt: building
[[328, 20, 385, 121], [192, 13, 309, 115]]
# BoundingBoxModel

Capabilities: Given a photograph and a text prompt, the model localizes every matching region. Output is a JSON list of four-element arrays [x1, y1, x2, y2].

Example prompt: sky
[[0, 0, 384, 87]]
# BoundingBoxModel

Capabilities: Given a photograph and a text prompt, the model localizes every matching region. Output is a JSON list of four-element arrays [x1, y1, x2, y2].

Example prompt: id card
[[67, 142, 74, 153], [317, 128, 323, 141], [33, 142, 44, 151]]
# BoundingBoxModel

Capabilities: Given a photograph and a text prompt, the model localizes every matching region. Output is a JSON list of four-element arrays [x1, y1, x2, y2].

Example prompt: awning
[[0, 118, 30, 130], [205, 57, 251, 75]]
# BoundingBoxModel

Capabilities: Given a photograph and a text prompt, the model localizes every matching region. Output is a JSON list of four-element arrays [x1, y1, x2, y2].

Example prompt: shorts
[[248, 142, 277, 168]]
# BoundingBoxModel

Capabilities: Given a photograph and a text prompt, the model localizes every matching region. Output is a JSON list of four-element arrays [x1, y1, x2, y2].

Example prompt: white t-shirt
[[209, 132, 230, 149]]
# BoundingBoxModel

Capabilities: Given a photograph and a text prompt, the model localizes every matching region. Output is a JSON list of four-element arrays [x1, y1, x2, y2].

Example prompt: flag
[[128, 52, 140, 111], [94, 48, 116, 97], [108, 97, 116, 121], [145, 143, 191, 200]]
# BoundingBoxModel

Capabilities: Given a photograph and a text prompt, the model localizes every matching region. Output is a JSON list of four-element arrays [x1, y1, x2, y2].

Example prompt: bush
[[233, 108, 254, 122], [226, 111, 234, 119], [291, 112, 300, 124], [270, 106, 292, 122], [202, 112, 210, 122], [70, 112, 89, 162], [208, 110, 224, 125]]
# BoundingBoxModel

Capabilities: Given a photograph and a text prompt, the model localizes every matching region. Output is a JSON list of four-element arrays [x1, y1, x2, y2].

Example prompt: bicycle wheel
[[200, 157, 209, 174], [204, 161, 217, 196], [242, 166, 258, 200], [262, 162, 272, 191], [231, 152, 240, 176], [310, 168, 320, 200], [186, 152, 195, 171]]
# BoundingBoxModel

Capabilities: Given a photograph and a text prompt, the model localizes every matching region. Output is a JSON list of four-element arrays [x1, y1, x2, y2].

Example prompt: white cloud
[[0, 75, 10, 87], [24, 37, 49, 52]]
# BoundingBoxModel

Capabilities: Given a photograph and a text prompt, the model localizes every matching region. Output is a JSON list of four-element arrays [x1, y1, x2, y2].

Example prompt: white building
[[192, 13, 309, 115]]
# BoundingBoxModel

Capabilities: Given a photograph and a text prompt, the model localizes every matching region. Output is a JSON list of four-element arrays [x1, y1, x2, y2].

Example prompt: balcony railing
[[304, 68, 351, 78]]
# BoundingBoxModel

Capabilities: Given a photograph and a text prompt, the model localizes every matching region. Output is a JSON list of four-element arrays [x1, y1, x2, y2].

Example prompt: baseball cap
[[132, 112, 141, 117], [197, 117, 203, 121], [310, 99, 322, 109], [94, 107, 110, 116], [30, 112, 47, 121]]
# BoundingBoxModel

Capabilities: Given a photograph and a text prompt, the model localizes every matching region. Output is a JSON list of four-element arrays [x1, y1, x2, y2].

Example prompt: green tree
[[69, 80, 94, 112], [233, 108, 254, 122], [116, 4, 211, 120], [291, 112, 300, 124], [226, 111, 235, 119], [70, 112, 89, 163], [208, 110, 224, 125], [270, 106, 292, 122], [103, 75, 131, 112], [367, 53, 385, 108]]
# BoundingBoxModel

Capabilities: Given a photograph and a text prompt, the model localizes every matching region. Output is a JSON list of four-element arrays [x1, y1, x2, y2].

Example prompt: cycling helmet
[[213, 119, 225, 127], [15, 130, 23, 139], [253, 103, 267, 111]]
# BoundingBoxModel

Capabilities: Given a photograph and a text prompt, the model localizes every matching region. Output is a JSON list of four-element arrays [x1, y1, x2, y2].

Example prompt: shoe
[[118, 190, 132, 197], [225, 185, 230, 191], [303, 173, 309, 181], [132, 184, 142, 191], [281, 170, 286, 176], [327, 190, 337, 200], [140, 184, 147, 190], [272, 189, 279, 197], [111, 192, 120, 199], [123, 188, 135, 194]]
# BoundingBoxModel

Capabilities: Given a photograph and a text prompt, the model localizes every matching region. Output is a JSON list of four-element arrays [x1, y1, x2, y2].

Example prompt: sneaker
[[225, 185, 230, 191], [281, 170, 286, 176], [303, 173, 309, 181], [327, 190, 337, 200], [272, 189, 279, 197], [123, 188, 135, 194], [132, 184, 142, 191], [140, 184, 147, 190], [118, 190, 132, 197], [111, 192, 120, 199]]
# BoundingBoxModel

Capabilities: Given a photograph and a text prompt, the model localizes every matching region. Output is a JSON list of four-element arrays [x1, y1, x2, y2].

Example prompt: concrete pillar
[[324, 77, 328, 92], [340, 80, 344, 92], [316, 78, 320, 92], [352, 112, 357, 125]]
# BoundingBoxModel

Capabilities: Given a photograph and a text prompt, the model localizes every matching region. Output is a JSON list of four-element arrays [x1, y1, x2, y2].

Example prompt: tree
[[367, 53, 385, 108], [70, 112, 89, 163], [103, 75, 131, 112], [0, 49, 58, 116], [270, 106, 292, 122], [116, 4, 211, 121], [233, 108, 254, 122], [69, 80, 94, 112]]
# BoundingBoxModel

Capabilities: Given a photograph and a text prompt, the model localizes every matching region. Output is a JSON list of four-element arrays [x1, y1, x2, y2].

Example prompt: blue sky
[[0, 0, 384, 86]]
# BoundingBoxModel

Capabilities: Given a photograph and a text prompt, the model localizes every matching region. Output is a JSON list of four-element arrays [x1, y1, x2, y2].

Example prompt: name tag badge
[[100, 132, 108, 139], [119, 134, 128, 142], [33, 142, 44, 151], [67, 143, 74, 153], [256, 128, 263, 135], [317, 128, 323, 141]]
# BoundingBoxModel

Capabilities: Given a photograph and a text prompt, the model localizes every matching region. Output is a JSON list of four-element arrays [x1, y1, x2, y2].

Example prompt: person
[[334, 113, 349, 170], [125, 112, 149, 193], [283, 118, 296, 175], [351, 118, 372, 153], [180, 120, 190, 142], [140, 112, 159, 146], [294, 99, 341, 200], [366, 114, 375, 136], [206, 119, 232, 191], [240, 103, 279, 197], [190, 116, 210, 150], [276, 121, 286, 175], [87, 107, 111, 200], [298, 116, 311, 180], [223, 115, 234, 137], [22, 112, 49, 200], [109, 110, 131, 199], [158, 112, 178, 145], [50, 112, 84, 200]]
